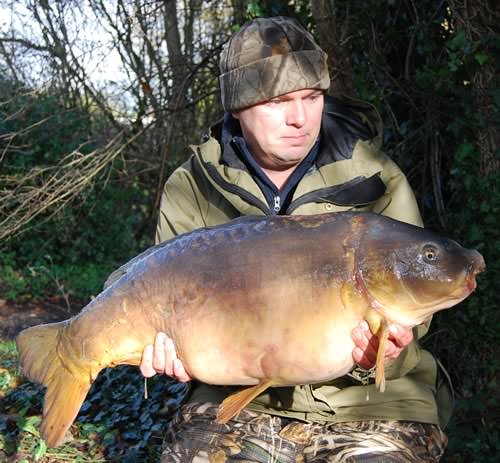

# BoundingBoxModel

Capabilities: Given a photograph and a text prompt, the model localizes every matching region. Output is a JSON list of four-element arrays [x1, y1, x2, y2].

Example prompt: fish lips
[[465, 255, 486, 293]]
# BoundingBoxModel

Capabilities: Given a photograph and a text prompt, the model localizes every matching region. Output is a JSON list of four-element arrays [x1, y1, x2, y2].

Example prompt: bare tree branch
[[0, 128, 145, 243]]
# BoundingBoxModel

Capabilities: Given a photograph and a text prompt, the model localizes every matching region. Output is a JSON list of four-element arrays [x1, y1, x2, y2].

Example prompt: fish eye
[[422, 245, 438, 262]]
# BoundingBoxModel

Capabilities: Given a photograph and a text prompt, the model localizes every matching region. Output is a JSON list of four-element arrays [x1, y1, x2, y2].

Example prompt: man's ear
[[231, 112, 240, 120]]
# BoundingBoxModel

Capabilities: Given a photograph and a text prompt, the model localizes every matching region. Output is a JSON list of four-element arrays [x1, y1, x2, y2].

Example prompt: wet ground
[[0, 297, 81, 340]]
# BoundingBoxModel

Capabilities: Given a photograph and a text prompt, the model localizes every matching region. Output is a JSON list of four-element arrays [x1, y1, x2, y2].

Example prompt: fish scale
[[16, 211, 485, 447]]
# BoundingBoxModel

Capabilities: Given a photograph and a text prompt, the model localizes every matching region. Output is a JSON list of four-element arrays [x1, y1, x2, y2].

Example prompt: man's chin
[[275, 146, 310, 161], [271, 156, 307, 170]]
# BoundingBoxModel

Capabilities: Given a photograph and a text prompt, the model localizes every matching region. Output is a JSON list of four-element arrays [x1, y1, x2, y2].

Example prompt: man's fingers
[[173, 358, 191, 383], [383, 342, 402, 360], [388, 325, 414, 348], [381, 325, 413, 360], [353, 347, 375, 370], [152, 332, 168, 373], [352, 325, 378, 367], [164, 336, 178, 376], [352, 322, 414, 368], [357, 323, 379, 355], [169, 339, 193, 382], [140, 332, 192, 381], [367, 330, 380, 352], [140, 344, 156, 378]]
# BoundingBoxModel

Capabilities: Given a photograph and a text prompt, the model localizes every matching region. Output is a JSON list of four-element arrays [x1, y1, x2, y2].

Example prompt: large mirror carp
[[16, 212, 485, 447]]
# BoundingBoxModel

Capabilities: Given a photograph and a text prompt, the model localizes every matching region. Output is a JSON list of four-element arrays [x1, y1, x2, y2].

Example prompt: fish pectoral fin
[[216, 379, 275, 424], [374, 324, 389, 392], [364, 310, 389, 393], [365, 309, 384, 335]]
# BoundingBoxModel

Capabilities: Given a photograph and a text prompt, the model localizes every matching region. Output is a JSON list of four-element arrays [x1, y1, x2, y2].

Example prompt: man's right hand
[[140, 332, 192, 382]]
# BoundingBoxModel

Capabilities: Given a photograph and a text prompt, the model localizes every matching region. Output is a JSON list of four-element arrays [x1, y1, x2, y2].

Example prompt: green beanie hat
[[219, 16, 330, 112]]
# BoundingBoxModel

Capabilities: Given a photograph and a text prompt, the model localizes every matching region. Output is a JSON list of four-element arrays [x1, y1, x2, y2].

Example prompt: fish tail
[[16, 322, 92, 447]]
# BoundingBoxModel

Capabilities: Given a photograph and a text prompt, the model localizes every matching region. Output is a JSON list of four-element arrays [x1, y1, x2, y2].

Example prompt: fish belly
[[172, 283, 362, 387]]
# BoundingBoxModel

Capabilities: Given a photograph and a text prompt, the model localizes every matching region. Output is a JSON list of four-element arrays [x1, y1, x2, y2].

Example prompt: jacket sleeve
[[375, 153, 424, 228], [155, 158, 207, 244]]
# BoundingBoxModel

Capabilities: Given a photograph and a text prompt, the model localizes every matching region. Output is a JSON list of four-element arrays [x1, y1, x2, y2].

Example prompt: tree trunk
[[232, 0, 248, 25], [449, 0, 500, 175], [164, 0, 188, 108], [311, 0, 354, 96]]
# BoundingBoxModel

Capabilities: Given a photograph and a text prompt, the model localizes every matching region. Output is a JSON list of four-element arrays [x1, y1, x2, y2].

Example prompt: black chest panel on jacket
[[316, 97, 374, 166], [203, 96, 385, 214]]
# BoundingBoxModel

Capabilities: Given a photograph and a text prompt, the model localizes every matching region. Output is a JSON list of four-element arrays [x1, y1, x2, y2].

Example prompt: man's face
[[232, 89, 324, 171]]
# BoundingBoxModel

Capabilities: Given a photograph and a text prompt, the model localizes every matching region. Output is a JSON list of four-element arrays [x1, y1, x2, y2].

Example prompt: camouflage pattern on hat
[[219, 16, 330, 112]]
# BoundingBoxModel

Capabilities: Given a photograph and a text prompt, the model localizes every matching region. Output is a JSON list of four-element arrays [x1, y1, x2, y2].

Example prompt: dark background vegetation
[[0, 0, 498, 461]]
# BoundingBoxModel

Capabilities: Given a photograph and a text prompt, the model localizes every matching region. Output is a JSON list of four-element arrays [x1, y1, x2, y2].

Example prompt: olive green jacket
[[156, 96, 453, 428]]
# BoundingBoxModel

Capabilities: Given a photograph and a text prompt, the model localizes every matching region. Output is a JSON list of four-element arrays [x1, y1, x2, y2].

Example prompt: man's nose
[[286, 100, 306, 127]]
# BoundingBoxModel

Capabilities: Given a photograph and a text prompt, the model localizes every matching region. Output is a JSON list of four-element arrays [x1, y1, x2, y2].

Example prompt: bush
[[0, 83, 152, 302]]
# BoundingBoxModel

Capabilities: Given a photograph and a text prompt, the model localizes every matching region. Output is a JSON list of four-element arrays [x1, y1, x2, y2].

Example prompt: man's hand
[[351, 321, 413, 370], [140, 332, 192, 382]]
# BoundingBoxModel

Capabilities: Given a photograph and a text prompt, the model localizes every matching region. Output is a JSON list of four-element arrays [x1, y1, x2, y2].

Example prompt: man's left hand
[[351, 321, 413, 370]]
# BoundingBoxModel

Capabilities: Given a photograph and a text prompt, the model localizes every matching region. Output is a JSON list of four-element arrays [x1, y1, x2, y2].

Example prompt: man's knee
[[303, 421, 447, 463]]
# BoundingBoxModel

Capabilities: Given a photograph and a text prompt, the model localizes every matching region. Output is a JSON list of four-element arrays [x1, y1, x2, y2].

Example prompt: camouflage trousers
[[161, 403, 447, 462]]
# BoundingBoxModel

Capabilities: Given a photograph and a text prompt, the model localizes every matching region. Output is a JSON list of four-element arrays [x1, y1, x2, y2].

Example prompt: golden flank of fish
[[16, 212, 485, 447]]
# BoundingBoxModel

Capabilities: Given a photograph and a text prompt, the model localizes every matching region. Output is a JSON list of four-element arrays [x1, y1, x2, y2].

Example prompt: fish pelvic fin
[[16, 323, 92, 447], [216, 379, 275, 424], [365, 310, 389, 393]]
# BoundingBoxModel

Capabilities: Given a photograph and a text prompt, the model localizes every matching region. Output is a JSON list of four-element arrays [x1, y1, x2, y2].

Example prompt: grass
[[0, 339, 189, 462]]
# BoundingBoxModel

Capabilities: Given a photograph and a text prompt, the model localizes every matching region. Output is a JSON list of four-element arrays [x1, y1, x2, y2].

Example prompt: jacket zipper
[[273, 196, 281, 213], [200, 151, 338, 216], [286, 192, 323, 214], [285, 174, 386, 214], [197, 149, 272, 215]]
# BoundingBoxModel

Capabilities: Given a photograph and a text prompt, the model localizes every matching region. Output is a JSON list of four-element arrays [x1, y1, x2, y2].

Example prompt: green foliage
[[0, 84, 151, 302], [245, 0, 311, 27], [0, 185, 147, 301], [430, 142, 500, 462], [0, 341, 19, 396], [0, 339, 189, 461]]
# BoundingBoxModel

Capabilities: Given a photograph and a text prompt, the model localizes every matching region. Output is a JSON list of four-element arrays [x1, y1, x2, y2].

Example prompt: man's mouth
[[283, 134, 307, 139], [282, 134, 307, 144]]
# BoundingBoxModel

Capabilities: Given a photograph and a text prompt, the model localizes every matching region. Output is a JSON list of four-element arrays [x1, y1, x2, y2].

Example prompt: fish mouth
[[449, 280, 475, 301], [466, 276, 477, 293], [445, 253, 485, 301], [371, 271, 479, 327], [465, 255, 486, 293], [448, 263, 483, 302]]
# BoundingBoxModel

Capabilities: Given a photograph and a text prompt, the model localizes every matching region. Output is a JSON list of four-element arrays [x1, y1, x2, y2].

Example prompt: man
[[141, 16, 451, 462]]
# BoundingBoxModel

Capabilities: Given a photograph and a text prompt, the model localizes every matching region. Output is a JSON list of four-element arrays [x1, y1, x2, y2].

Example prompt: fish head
[[356, 219, 485, 327]]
